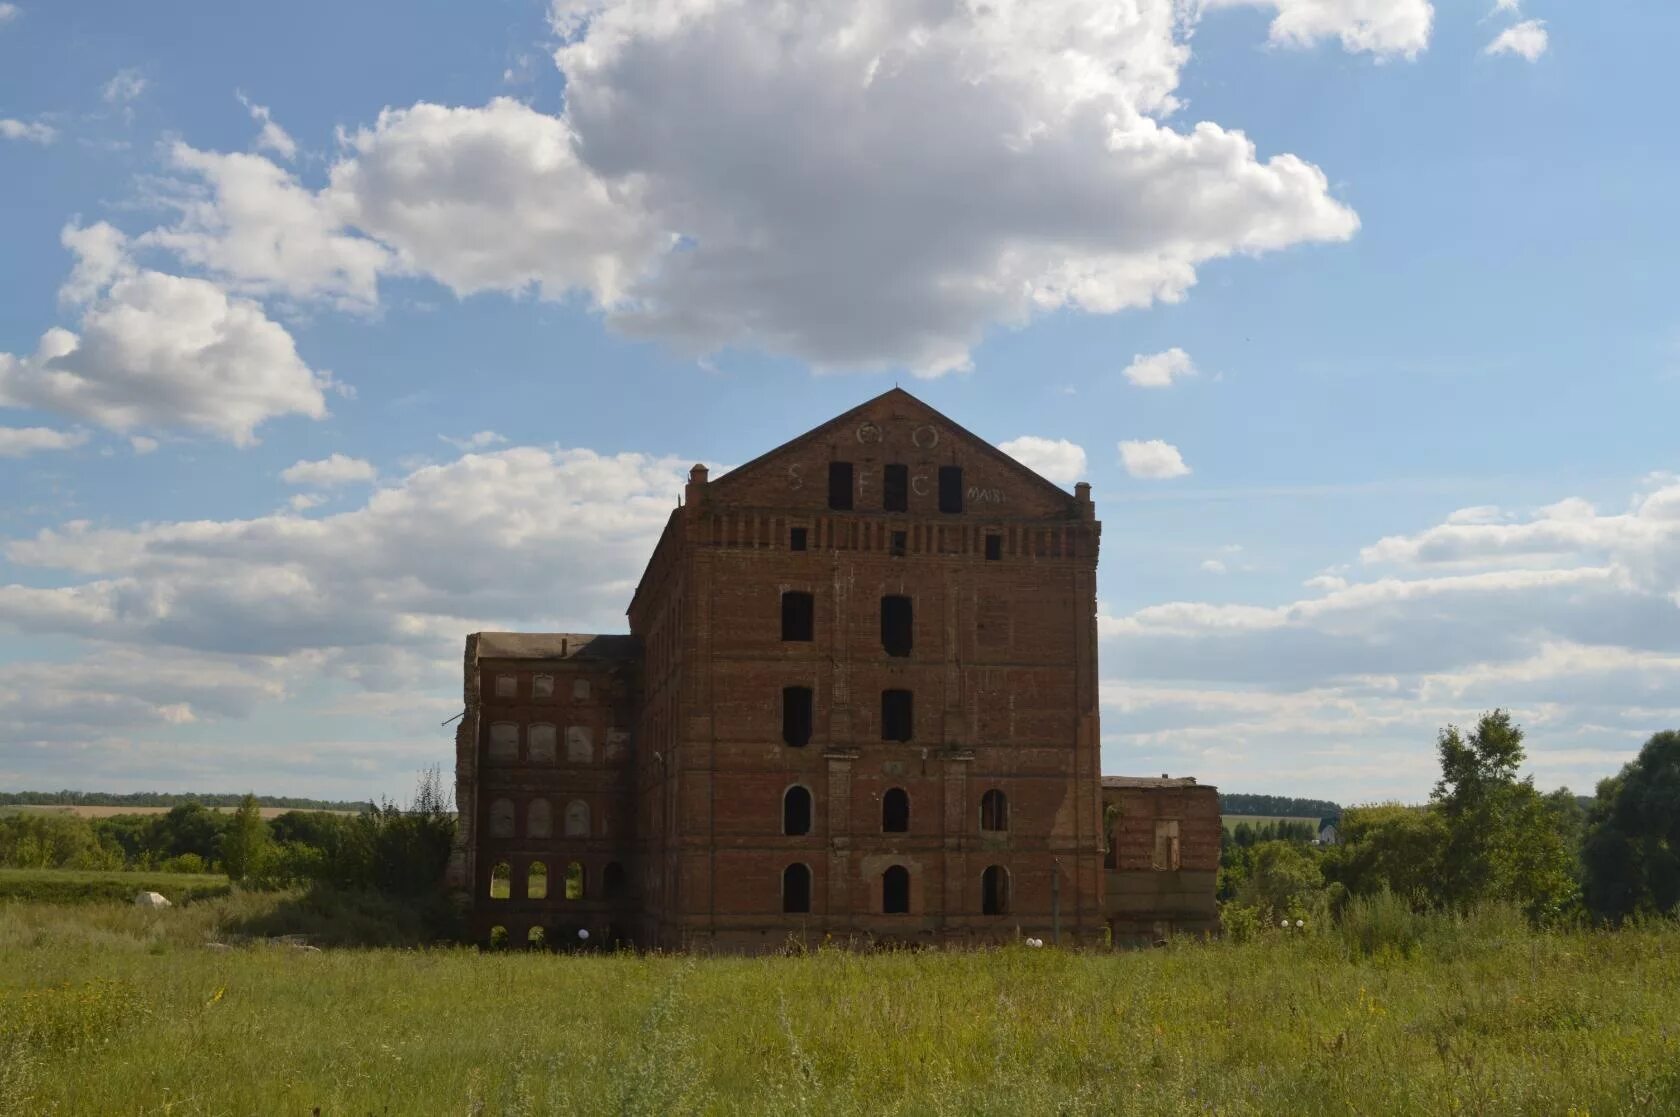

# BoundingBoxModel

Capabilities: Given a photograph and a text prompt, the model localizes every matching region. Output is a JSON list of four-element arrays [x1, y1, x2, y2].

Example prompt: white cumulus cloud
[[441, 431, 509, 451], [280, 454, 377, 487], [0, 426, 88, 457], [1119, 439, 1192, 479], [102, 68, 147, 105], [237, 93, 298, 161], [998, 436, 1088, 486], [1486, 19, 1548, 61], [0, 224, 334, 445], [1, 118, 54, 144], [1198, 0, 1434, 59], [1123, 347, 1198, 388], [0, 4, 19, 26], [129, 1, 1362, 377]]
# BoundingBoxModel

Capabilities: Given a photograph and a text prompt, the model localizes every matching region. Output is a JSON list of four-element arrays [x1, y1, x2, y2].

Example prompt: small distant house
[[1318, 821, 1340, 846]]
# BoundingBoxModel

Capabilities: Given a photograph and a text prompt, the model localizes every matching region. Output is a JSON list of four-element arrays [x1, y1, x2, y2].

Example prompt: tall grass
[[2, 893, 1677, 1115]]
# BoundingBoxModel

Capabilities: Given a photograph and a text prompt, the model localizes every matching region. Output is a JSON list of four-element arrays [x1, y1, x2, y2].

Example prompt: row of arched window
[[487, 859, 627, 902], [779, 863, 1011, 914], [486, 797, 590, 840], [486, 722, 622, 765], [778, 787, 1009, 835]]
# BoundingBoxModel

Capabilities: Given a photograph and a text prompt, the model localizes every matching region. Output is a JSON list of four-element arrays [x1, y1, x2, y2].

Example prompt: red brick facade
[[450, 389, 1217, 951]]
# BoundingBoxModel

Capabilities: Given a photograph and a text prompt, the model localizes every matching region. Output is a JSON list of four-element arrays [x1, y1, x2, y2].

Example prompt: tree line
[[1218, 714, 1679, 931], [0, 770, 454, 899], [1218, 793, 1341, 822]]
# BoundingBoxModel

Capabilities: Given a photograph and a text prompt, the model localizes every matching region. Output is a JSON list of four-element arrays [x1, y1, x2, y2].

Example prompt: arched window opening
[[527, 926, 547, 949], [980, 789, 1009, 832], [602, 861, 627, 900], [882, 865, 910, 914], [527, 798, 552, 839], [488, 798, 516, 839], [488, 722, 519, 762], [882, 788, 910, 833], [881, 596, 913, 657], [527, 861, 548, 900], [783, 785, 813, 836], [527, 724, 557, 764], [783, 863, 812, 914], [565, 861, 586, 901], [565, 799, 591, 837], [489, 860, 511, 900], [487, 925, 508, 950], [981, 865, 1010, 915]]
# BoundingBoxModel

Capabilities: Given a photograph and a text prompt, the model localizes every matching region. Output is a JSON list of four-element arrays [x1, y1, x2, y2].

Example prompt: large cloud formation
[[132, 0, 1373, 376], [1100, 477, 1680, 798]]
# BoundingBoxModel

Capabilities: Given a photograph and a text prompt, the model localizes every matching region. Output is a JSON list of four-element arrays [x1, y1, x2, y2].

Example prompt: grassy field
[[1223, 813, 1324, 831], [2, 890, 1677, 1114], [0, 868, 231, 905]]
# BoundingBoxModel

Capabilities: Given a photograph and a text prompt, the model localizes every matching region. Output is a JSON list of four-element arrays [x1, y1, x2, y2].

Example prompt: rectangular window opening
[[1153, 820, 1181, 871], [781, 591, 814, 642], [881, 596, 913, 658], [985, 533, 1002, 561], [782, 686, 813, 747], [938, 466, 963, 514], [881, 689, 913, 742], [883, 464, 909, 512], [790, 527, 808, 552], [828, 462, 854, 511]]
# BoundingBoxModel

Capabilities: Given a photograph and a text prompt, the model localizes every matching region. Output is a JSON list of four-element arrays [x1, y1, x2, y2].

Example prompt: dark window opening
[[783, 863, 812, 913], [982, 865, 1009, 915], [938, 466, 963, 513], [602, 861, 626, 900], [783, 785, 813, 836], [790, 527, 808, 551], [781, 591, 814, 641], [881, 689, 913, 742], [881, 595, 913, 657], [985, 533, 1002, 561], [882, 788, 910, 833], [828, 462, 854, 510], [882, 865, 910, 914], [980, 789, 1009, 832], [883, 464, 909, 512], [891, 530, 907, 557], [782, 686, 813, 747]]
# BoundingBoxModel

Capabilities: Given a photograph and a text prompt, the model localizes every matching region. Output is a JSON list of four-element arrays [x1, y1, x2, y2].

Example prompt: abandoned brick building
[[448, 389, 1220, 950]]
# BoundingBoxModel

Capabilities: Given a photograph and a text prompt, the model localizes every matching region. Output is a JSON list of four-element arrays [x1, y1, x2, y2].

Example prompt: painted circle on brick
[[856, 421, 883, 444], [911, 424, 939, 449]]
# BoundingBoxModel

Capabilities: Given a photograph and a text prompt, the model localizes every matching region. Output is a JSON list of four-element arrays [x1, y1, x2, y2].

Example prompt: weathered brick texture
[[453, 389, 1218, 951]]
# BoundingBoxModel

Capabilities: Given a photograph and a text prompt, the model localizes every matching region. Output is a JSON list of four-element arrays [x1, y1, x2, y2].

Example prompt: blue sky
[[2, 0, 1676, 805]]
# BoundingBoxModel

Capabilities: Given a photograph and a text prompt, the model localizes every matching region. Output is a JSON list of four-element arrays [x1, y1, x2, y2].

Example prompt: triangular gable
[[708, 388, 1082, 519]]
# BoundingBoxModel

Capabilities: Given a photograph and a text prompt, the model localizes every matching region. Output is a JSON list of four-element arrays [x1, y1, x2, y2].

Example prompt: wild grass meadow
[[2, 884, 1677, 1115]]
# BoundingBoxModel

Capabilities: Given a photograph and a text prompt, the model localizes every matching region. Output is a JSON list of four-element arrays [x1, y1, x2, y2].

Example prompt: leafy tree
[[1431, 711, 1579, 923], [219, 795, 271, 883], [1583, 730, 1680, 921], [1235, 841, 1327, 921], [1323, 803, 1448, 906]]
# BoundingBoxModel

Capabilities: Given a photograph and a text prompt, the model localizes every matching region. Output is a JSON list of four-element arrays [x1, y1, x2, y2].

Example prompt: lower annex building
[[447, 390, 1219, 951]]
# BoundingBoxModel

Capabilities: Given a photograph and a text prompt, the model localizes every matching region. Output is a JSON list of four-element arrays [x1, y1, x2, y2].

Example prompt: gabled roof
[[709, 387, 1082, 506]]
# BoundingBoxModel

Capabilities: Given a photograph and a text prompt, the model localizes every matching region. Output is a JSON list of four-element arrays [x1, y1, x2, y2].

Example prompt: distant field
[[2, 803, 351, 819], [0, 868, 231, 905], [0, 888, 1676, 1114], [1222, 813, 1323, 831]]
